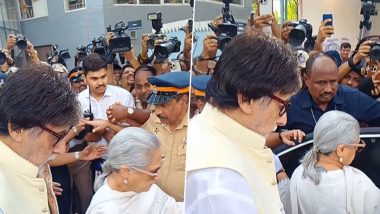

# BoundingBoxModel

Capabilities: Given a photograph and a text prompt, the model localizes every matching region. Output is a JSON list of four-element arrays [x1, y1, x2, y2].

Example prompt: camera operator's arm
[[314, 19, 334, 52], [338, 41, 371, 81], [49, 144, 107, 166], [123, 48, 140, 70], [26, 41, 40, 63], [1, 35, 16, 72], [271, 15, 281, 39], [107, 102, 151, 125], [140, 34, 150, 62], [193, 34, 218, 75], [5, 34, 16, 51], [180, 24, 192, 71]]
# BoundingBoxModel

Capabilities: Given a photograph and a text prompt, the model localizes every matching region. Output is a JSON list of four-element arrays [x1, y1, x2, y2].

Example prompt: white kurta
[[86, 179, 183, 214], [289, 165, 380, 214]]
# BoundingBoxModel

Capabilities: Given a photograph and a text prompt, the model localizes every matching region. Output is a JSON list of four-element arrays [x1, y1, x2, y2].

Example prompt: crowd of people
[[0, 2, 380, 214]]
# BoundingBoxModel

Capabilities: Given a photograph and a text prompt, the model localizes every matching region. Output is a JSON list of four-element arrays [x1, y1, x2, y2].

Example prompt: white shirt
[[186, 168, 258, 214], [70, 85, 135, 148], [185, 153, 284, 214]]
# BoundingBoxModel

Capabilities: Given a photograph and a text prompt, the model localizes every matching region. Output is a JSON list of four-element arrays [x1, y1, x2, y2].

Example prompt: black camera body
[[289, 19, 313, 48], [0, 50, 7, 65], [147, 11, 166, 49], [92, 36, 107, 56], [154, 37, 181, 63], [76, 45, 88, 61], [107, 21, 131, 53], [188, 19, 193, 33], [217, 23, 237, 51], [147, 33, 166, 49], [370, 42, 380, 61]]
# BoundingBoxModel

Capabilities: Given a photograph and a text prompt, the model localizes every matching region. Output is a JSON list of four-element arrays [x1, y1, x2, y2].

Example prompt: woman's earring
[[123, 179, 128, 184], [339, 156, 344, 163]]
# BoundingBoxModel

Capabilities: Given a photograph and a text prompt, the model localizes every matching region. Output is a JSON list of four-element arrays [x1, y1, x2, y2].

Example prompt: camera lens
[[370, 45, 380, 61], [289, 25, 307, 47], [17, 39, 27, 50]]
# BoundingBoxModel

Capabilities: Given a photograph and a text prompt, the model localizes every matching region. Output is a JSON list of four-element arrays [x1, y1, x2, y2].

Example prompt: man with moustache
[[282, 52, 380, 135], [0, 63, 80, 214]]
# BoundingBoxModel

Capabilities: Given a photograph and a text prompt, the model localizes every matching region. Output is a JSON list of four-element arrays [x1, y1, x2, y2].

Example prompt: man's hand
[[79, 144, 107, 161], [6, 34, 16, 50], [353, 41, 372, 65], [253, 14, 274, 30], [279, 129, 306, 146], [83, 119, 110, 133], [107, 102, 129, 123], [106, 32, 114, 46], [210, 15, 223, 31], [201, 34, 218, 60], [141, 34, 149, 59], [281, 21, 294, 44], [315, 19, 334, 45], [52, 182, 63, 196]]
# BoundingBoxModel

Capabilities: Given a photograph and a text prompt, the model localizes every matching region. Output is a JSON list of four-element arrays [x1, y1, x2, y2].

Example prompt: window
[[273, 0, 298, 24], [113, 0, 188, 5], [18, 0, 48, 20], [65, 0, 86, 11]]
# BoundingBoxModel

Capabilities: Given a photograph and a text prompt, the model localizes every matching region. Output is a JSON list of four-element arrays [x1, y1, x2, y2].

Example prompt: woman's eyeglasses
[[130, 155, 165, 178], [346, 139, 366, 153]]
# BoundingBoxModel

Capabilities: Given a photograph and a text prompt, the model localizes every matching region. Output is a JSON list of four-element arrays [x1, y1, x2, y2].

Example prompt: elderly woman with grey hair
[[288, 110, 380, 214], [86, 127, 183, 214]]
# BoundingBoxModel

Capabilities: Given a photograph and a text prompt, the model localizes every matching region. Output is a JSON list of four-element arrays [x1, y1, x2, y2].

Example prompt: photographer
[[338, 40, 380, 98], [1, 35, 16, 73]]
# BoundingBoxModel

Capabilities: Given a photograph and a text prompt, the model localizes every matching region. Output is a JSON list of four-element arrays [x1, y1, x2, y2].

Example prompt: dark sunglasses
[[269, 94, 290, 117]]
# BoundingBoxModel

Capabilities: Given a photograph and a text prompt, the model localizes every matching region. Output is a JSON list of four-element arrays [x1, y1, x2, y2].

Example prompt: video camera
[[208, 0, 238, 51], [147, 11, 166, 49], [47, 45, 71, 65], [107, 21, 131, 53], [76, 45, 88, 62], [288, 19, 314, 50], [91, 36, 107, 56], [153, 37, 181, 63], [370, 42, 380, 60]]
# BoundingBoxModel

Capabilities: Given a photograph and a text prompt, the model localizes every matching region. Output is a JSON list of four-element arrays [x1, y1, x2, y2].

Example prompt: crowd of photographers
[[0, 10, 192, 213]]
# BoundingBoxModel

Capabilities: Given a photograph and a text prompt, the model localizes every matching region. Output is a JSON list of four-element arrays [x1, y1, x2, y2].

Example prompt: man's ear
[[7, 122, 23, 143], [237, 94, 253, 115]]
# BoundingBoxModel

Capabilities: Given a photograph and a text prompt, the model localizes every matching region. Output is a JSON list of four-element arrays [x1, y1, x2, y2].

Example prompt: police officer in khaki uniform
[[106, 71, 190, 202]]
